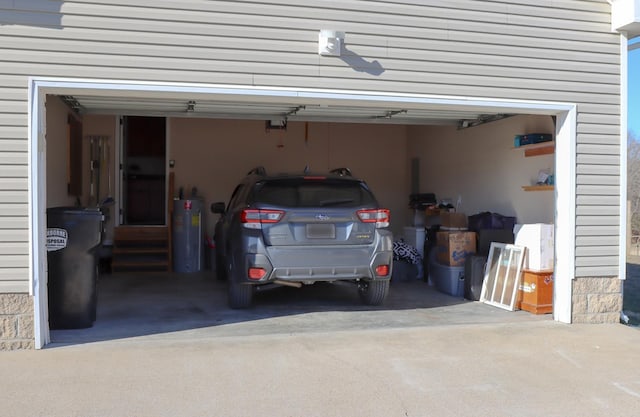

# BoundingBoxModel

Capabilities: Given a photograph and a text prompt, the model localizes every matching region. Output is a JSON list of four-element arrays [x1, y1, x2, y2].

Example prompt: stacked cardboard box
[[436, 231, 477, 267], [435, 213, 476, 267]]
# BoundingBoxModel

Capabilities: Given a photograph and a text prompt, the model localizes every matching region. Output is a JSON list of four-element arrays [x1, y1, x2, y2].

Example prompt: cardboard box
[[516, 269, 553, 314], [514, 223, 554, 271], [440, 212, 468, 230], [436, 231, 476, 266]]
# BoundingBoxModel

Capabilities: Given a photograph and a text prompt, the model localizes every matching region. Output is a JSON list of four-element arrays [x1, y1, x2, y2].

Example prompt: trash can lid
[[47, 207, 103, 216]]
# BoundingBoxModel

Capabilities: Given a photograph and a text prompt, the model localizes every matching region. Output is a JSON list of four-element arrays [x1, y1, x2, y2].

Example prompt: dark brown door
[[122, 116, 166, 225]]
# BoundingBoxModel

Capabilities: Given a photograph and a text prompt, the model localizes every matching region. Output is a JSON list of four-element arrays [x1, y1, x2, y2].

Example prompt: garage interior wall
[[169, 118, 410, 236], [409, 115, 555, 224], [45, 96, 77, 208], [68, 112, 556, 239]]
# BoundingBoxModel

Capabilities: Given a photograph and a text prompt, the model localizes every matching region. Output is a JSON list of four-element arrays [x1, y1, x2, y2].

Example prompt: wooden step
[[111, 225, 171, 272], [114, 225, 168, 243], [111, 259, 169, 270]]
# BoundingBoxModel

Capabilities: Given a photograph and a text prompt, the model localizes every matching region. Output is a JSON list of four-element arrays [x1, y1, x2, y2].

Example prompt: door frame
[[29, 77, 578, 348]]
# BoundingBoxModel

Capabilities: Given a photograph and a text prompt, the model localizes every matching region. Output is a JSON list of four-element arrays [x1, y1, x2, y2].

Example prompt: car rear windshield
[[252, 178, 378, 208]]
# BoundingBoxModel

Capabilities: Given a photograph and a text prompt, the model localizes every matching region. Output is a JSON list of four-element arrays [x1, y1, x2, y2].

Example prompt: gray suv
[[211, 167, 393, 308]]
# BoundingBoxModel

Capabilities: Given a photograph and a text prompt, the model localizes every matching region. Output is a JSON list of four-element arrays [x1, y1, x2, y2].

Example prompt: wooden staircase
[[111, 225, 172, 272]]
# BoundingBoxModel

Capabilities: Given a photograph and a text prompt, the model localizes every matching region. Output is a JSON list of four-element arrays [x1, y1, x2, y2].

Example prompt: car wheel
[[215, 251, 227, 281], [359, 280, 389, 306]]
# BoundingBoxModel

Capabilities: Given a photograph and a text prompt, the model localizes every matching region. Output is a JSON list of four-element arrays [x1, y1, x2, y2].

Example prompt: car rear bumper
[[245, 246, 393, 283]]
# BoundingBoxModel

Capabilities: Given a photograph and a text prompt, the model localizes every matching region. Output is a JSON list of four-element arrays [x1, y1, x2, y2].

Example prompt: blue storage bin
[[429, 250, 465, 297]]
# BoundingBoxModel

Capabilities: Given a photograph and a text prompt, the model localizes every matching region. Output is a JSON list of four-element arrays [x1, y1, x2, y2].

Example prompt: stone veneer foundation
[[0, 294, 34, 350], [572, 277, 623, 324]]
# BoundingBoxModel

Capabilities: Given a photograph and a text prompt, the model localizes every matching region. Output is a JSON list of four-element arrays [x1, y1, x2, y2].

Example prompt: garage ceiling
[[59, 92, 521, 128]]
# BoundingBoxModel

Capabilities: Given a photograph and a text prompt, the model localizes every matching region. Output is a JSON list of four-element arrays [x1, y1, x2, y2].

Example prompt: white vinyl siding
[[0, 75, 29, 291], [0, 0, 621, 289]]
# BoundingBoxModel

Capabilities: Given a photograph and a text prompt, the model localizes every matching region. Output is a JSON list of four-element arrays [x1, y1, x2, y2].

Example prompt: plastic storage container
[[429, 250, 464, 297], [46, 207, 103, 329]]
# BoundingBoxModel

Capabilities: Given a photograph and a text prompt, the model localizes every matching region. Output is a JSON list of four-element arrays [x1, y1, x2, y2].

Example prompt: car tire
[[359, 280, 389, 306], [215, 251, 227, 281], [228, 280, 254, 309]]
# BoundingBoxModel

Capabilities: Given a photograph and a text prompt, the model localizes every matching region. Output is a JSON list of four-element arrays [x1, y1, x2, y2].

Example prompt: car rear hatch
[[247, 177, 388, 247]]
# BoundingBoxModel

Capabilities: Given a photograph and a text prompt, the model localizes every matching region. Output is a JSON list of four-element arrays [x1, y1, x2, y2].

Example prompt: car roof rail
[[247, 166, 267, 176], [329, 167, 352, 177]]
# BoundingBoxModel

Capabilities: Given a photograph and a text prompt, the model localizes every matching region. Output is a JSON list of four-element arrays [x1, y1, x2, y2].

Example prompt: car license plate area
[[306, 223, 336, 239]]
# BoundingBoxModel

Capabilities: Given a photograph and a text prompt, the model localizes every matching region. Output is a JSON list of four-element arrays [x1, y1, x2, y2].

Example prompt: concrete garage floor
[[50, 271, 549, 345]]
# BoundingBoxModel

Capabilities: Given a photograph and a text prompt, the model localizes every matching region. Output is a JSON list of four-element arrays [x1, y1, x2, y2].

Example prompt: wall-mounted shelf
[[524, 144, 554, 157], [514, 141, 555, 157], [521, 185, 554, 192], [514, 139, 555, 191]]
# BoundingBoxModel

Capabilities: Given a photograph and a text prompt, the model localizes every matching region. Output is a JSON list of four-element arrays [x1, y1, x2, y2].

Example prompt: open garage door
[[30, 79, 576, 348]]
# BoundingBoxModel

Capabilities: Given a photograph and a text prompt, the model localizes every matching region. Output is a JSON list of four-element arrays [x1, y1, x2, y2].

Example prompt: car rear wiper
[[319, 198, 355, 206]]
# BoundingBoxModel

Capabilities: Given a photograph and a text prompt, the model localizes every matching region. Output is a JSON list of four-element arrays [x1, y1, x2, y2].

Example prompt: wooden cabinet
[[516, 269, 553, 314]]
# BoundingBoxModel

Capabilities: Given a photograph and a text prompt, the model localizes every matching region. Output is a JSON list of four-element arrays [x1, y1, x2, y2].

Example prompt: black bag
[[464, 255, 487, 301], [468, 212, 516, 232]]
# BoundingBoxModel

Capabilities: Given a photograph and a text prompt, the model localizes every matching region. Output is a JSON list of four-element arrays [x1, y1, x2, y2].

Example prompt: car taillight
[[376, 265, 390, 276], [357, 209, 390, 228], [241, 209, 284, 229], [248, 267, 267, 280]]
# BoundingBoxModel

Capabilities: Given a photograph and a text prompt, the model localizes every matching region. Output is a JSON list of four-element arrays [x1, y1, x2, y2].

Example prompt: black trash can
[[46, 207, 103, 329]]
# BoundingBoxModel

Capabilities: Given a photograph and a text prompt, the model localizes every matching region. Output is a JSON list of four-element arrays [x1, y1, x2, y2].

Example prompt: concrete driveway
[[2, 273, 640, 416]]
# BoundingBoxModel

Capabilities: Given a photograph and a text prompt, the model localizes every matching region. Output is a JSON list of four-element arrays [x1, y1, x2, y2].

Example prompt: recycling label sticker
[[46, 228, 68, 252]]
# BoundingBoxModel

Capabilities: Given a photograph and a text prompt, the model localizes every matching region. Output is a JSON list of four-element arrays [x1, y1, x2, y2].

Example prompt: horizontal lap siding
[[0, 0, 620, 286], [0, 72, 28, 291], [576, 95, 620, 275]]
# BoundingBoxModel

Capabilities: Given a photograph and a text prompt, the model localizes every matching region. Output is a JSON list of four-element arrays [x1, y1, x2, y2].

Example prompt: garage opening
[[31, 80, 576, 347]]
